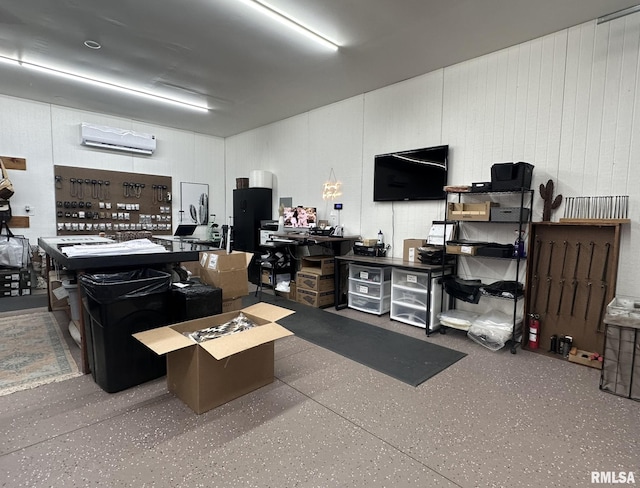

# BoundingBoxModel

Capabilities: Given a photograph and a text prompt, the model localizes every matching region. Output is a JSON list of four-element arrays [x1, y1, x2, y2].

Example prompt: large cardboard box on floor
[[134, 303, 295, 414], [198, 250, 252, 300], [403, 239, 427, 262]]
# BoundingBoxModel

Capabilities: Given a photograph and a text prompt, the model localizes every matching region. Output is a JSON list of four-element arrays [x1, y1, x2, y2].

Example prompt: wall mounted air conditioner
[[80, 123, 157, 155]]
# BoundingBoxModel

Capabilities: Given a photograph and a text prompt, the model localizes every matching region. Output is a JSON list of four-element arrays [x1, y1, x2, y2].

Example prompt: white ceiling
[[0, 0, 637, 138]]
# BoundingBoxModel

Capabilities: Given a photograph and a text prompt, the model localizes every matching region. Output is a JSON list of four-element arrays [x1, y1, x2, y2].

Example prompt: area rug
[[244, 295, 467, 387], [0, 311, 81, 396]]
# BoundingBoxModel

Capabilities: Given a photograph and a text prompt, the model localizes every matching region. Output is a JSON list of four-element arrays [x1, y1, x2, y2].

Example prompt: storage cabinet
[[390, 268, 449, 332], [347, 264, 391, 315], [443, 189, 533, 353]]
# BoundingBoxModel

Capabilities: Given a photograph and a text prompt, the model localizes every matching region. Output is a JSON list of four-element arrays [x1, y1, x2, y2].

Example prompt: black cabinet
[[233, 188, 272, 252]]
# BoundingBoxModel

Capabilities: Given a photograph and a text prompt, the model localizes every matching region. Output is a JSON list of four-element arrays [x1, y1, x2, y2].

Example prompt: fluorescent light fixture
[[236, 0, 339, 51], [0, 56, 21, 67], [0, 54, 209, 112], [597, 4, 640, 24]]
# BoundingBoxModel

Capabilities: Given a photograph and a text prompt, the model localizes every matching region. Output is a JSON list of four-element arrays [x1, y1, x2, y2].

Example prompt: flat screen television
[[283, 206, 317, 228], [373, 144, 448, 201]]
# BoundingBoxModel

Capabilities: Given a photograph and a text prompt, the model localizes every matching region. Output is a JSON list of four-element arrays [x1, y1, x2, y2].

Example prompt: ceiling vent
[[80, 123, 157, 155]]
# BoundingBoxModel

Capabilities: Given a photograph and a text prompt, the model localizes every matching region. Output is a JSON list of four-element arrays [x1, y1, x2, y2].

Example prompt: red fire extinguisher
[[528, 313, 540, 349]]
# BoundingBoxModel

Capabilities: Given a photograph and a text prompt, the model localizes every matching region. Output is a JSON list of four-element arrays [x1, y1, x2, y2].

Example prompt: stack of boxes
[[295, 257, 335, 308], [0, 268, 31, 297], [197, 250, 252, 312]]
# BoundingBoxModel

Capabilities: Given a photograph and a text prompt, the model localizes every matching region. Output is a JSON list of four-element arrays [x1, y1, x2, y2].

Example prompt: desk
[[38, 236, 216, 373], [271, 233, 359, 256], [334, 255, 454, 334]]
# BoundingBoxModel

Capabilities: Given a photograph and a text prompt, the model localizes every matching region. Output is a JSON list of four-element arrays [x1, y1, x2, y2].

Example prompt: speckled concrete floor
[[1, 296, 638, 488]]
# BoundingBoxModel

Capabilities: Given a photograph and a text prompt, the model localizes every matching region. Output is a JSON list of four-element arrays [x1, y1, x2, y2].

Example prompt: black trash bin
[[79, 269, 171, 393], [170, 281, 223, 322]]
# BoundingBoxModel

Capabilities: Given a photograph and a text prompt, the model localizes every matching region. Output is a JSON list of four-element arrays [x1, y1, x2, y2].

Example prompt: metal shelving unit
[[443, 188, 534, 353]]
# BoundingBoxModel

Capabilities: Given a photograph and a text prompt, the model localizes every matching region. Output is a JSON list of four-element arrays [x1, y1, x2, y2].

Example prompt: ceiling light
[[236, 0, 339, 51], [597, 4, 640, 24], [84, 40, 102, 50], [0, 56, 21, 67], [0, 55, 209, 112]]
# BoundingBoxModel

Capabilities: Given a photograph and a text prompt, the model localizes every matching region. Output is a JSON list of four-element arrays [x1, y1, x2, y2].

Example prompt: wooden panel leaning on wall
[[524, 222, 624, 357]]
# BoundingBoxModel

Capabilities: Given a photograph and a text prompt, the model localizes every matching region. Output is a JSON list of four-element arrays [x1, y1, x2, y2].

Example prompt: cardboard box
[[568, 349, 603, 370], [0, 269, 28, 282], [179, 260, 201, 279], [296, 271, 334, 292], [403, 239, 427, 262], [296, 288, 334, 308], [198, 251, 252, 300], [222, 297, 243, 313], [134, 303, 295, 414], [261, 269, 271, 285], [48, 271, 73, 311], [300, 257, 335, 276], [447, 202, 496, 221], [446, 244, 480, 256]]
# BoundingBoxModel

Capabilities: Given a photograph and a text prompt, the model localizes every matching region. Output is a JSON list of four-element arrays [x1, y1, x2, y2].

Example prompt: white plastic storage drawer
[[392, 268, 430, 290], [348, 278, 389, 299], [349, 264, 392, 283], [391, 286, 428, 308], [348, 293, 391, 315], [390, 302, 429, 329]]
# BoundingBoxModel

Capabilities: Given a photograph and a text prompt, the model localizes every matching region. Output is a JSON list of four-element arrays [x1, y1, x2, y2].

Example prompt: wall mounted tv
[[373, 144, 449, 201]]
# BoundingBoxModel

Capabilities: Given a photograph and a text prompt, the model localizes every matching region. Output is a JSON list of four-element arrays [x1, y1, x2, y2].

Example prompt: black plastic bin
[[79, 269, 171, 393], [170, 281, 223, 322]]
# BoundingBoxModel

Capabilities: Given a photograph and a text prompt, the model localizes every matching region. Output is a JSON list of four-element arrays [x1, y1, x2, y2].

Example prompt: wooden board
[[7, 216, 29, 228], [54, 165, 172, 236], [559, 218, 630, 225], [524, 222, 623, 357], [0, 157, 26, 170]]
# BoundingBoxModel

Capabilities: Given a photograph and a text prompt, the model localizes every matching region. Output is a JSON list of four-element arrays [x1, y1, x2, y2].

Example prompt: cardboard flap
[[241, 302, 295, 322], [207, 251, 250, 271], [200, 323, 293, 359], [133, 327, 195, 355]]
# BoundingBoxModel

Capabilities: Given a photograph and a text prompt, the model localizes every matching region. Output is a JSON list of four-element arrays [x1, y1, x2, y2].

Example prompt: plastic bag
[[472, 309, 520, 331], [0, 234, 29, 268], [467, 310, 521, 351], [438, 309, 479, 330], [186, 312, 257, 343]]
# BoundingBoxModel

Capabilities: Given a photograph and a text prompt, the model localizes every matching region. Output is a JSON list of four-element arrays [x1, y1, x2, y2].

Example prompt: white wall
[[1, 15, 638, 296], [226, 15, 640, 296], [0, 95, 225, 243]]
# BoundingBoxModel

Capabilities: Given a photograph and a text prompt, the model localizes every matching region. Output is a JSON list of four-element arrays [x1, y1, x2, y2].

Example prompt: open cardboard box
[[134, 302, 295, 414]]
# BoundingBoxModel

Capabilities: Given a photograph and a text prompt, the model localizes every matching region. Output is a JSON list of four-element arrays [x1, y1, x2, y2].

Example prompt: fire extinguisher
[[528, 313, 540, 349]]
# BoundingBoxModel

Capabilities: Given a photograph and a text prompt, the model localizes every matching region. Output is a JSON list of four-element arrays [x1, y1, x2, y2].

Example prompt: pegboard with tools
[[525, 222, 625, 357], [53, 165, 172, 236]]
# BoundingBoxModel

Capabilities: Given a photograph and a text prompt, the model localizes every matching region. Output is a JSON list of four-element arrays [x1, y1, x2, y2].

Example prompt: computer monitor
[[174, 224, 197, 237], [283, 206, 317, 229]]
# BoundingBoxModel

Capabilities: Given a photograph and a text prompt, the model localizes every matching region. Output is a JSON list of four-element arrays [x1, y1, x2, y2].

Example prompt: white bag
[[0, 234, 29, 268]]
